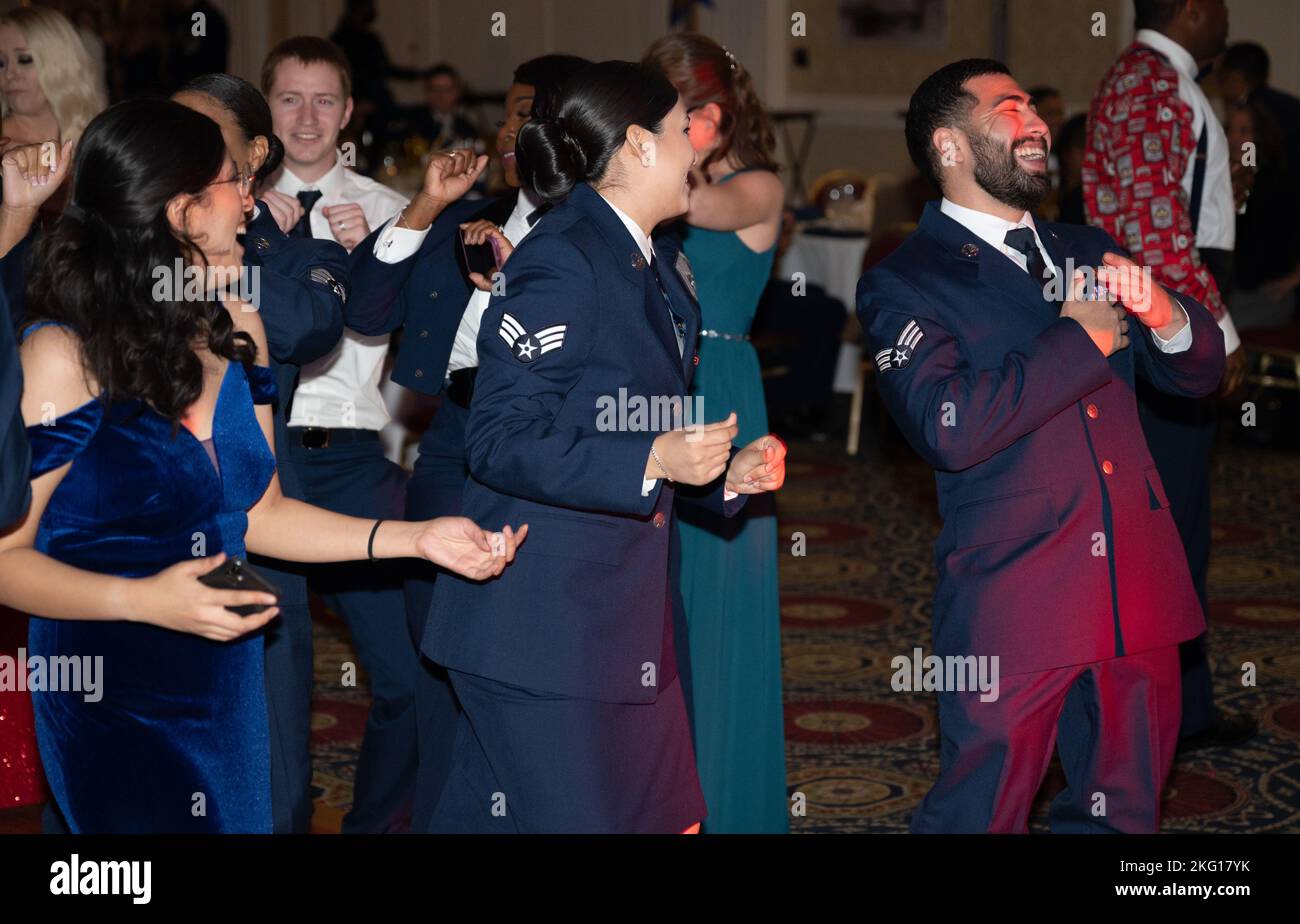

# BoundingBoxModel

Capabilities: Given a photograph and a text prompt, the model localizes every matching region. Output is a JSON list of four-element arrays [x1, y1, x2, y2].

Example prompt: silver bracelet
[[650, 444, 672, 481]]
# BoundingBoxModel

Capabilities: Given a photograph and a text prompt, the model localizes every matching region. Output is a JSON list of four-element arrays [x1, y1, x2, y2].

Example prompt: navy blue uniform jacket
[[425, 182, 744, 704], [856, 202, 1224, 677], [242, 204, 349, 604], [342, 195, 499, 391], [1, 279, 30, 527]]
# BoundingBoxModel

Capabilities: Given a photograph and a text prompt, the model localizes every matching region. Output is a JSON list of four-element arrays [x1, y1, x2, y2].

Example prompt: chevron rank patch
[[875, 319, 924, 372], [310, 266, 347, 304], [499, 312, 566, 364]]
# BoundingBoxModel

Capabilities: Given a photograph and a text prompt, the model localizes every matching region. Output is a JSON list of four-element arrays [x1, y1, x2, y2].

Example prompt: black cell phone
[[198, 557, 281, 616], [458, 231, 501, 278]]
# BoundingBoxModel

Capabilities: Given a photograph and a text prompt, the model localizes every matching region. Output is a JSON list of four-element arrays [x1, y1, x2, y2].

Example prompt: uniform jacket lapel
[[566, 183, 685, 384], [918, 202, 1060, 322], [653, 235, 699, 384]]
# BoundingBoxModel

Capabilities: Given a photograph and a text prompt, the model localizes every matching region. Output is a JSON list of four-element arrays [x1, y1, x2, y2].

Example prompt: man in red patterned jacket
[[1084, 0, 1255, 752]]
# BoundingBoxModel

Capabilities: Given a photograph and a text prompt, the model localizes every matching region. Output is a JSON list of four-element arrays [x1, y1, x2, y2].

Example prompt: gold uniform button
[[1101, 460, 1114, 475], [414, 369, 424, 378], [419, 329, 430, 338], [1086, 403, 1099, 419], [429, 291, 439, 299], [652, 512, 666, 528]]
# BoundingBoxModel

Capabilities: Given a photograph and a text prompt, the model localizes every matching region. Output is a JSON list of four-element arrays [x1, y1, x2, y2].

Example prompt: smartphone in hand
[[458, 231, 503, 279], [198, 557, 281, 616]]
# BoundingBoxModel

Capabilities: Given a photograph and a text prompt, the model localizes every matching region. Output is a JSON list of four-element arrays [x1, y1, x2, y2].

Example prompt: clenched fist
[[648, 412, 739, 486]]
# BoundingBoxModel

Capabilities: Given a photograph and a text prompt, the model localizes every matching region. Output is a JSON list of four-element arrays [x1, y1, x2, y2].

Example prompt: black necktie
[[1003, 226, 1055, 298], [292, 190, 323, 239], [648, 254, 686, 357], [526, 201, 552, 227]]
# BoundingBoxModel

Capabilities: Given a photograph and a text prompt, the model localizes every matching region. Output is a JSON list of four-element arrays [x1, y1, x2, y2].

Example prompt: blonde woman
[[0, 5, 105, 162], [0, 5, 105, 322], [0, 9, 107, 806]]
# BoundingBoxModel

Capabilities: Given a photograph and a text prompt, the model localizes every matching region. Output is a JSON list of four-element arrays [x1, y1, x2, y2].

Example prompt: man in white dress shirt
[[1085, 0, 1257, 750], [258, 36, 485, 834]]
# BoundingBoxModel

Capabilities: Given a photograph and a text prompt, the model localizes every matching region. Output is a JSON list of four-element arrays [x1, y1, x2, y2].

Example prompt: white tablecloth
[[778, 229, 870, 393]]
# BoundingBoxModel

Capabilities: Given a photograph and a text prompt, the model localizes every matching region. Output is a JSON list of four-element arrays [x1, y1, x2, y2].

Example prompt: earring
[[640, 142, 654, 167]]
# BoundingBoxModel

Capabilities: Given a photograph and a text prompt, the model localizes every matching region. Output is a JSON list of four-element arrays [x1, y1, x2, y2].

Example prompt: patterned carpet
[[5, 418, 1296, 835], [303, 419, 1300, 833], [776, 428, 1300, 833]]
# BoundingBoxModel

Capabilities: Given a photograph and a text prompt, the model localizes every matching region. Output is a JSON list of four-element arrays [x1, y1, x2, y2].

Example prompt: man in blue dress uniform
[[240, 202, 348, 834], [857, 60, 1225, 832]]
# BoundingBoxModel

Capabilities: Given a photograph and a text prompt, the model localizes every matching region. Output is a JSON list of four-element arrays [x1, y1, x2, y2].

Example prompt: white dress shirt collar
[[940, 197, 1044, 256], [1135, 29, 1198, 82], [598, 192, 655, 264], [275, 154, 347, 200], [508, 185, 544, 233]]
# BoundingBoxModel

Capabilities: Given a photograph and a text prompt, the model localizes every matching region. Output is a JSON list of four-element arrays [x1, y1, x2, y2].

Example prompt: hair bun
[[517, 117, 587, 201], [554, 118, 590, 176]]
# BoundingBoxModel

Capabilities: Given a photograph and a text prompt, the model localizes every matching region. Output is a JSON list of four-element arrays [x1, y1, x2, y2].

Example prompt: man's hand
[[1096, 251, 1184, 336], [322, 202, 369, 251], [261, 190, 304, 235], [1060, 268, 1129, 357], [725, 434, 787, 495]]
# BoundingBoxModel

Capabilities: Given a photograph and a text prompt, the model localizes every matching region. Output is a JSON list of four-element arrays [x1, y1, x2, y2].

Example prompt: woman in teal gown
[[646, 35, 789, 833]]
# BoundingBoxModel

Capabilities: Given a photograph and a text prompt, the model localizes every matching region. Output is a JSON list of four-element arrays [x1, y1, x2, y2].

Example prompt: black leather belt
[[446, 367, 478, 409], [287, 427, 379, 449]]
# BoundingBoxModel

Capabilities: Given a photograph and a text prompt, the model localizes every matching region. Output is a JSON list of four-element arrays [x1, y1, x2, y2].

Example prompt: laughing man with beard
[[857, 59, 1225, 833]]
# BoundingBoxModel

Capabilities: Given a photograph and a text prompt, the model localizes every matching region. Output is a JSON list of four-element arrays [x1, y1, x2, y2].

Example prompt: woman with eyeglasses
[[174, 73, 353, 833], [0, 99, 525, 833]]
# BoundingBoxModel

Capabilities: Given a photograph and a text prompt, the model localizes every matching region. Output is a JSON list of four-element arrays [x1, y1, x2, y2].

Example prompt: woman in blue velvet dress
[[645, 35, 789, 833], [0, 100, 524, 833]]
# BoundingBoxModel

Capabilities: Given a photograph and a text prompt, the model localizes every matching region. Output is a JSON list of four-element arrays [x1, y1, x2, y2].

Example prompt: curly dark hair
[[24, 98, 256, 424]]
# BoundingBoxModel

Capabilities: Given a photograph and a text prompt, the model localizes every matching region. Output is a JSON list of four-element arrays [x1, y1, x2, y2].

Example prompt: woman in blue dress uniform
[[424, 61, 787, 833], [0, 100, 523, 833]]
